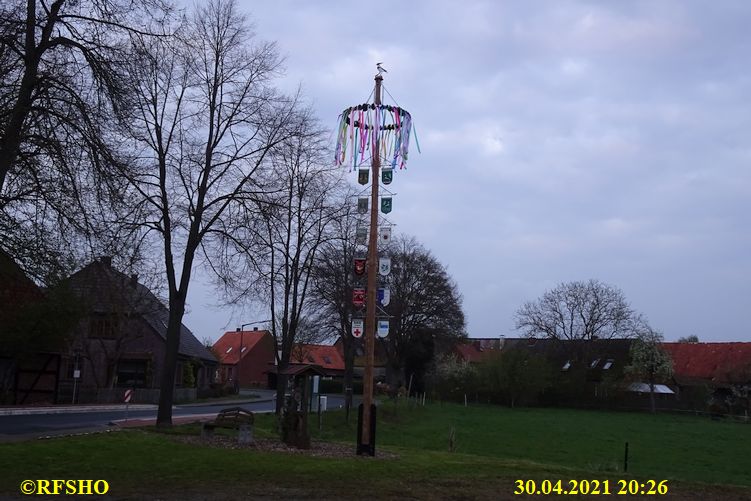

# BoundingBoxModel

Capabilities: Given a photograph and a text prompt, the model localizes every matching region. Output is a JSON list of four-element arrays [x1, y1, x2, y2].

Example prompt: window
[[590, 358, 600, 369], [88, 315, 119, 339], [323, 356, 332, 365], [603, 359, 614, 370], [241, 346, 247, 353], [561, 360, 571, 371], [226, 346, 233, 354], [306, 355, 316, 363], [117, 359, 147, 388]]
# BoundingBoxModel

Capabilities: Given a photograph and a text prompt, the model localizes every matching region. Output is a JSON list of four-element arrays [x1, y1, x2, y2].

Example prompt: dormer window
[[603, 359, 614, 370], [241, 346, 247, 353], [590, 358, 600, 369], [562, 360, 571, 371], [323, 356, 332, 365], [226, 347, 233, 354]]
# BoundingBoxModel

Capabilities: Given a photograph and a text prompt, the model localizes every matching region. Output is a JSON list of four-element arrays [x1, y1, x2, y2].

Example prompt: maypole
[[335, 64, 416, 456]]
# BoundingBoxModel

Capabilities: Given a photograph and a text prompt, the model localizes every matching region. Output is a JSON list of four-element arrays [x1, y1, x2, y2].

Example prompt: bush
[[426, 354, 478, 403]]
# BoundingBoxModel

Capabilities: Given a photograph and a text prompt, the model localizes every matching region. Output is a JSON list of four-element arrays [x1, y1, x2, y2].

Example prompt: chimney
[[99, 256, 112, 267], [253, 326, 258, 331]]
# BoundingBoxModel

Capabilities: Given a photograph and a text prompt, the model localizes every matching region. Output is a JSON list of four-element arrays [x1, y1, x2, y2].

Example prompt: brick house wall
[[238, 332, 275, 386]]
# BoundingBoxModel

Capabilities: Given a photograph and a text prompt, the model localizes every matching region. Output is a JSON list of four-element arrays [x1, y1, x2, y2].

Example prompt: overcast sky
[[185, 0, 751, 344]]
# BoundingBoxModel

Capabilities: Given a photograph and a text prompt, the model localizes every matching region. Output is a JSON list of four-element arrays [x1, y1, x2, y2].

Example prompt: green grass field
[[1, 402, 749, 499], [307, 402, 751, 486]]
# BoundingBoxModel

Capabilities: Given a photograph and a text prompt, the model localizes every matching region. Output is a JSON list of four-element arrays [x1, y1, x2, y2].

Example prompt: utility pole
[[359, 74, 383, 455]]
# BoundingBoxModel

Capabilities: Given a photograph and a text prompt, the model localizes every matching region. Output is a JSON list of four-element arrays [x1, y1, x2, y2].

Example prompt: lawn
[[305, 402, 751, 486], [1, 402, 749, 499]]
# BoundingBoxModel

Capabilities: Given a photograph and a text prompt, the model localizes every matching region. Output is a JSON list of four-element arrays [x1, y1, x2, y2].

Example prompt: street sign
[[124, 389, 134, 403], [73, 369, 81, 379]]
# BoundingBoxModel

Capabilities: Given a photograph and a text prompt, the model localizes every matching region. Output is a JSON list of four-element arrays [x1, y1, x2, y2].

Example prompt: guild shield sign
[[379, 226, 391, 243], [356, 227, 368, 245], [377, 319, 389, 338], [379, 257, 391, 276], [358, 168, 369, 185], [377, 288, 391, 307], [351, 318, 364, 338], [380, 197, 392, 214], [382, 168, 393, 185], [357, 197, 368, 214], [354, 257, 366, 276], [352, 288, 366, 307]]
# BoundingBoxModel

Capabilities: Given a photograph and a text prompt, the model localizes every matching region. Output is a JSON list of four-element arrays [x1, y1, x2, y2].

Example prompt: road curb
[[0, 404, 158, 416]]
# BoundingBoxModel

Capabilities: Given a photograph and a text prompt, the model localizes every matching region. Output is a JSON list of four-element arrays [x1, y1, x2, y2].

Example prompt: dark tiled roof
[[68, 259, 216, 363]]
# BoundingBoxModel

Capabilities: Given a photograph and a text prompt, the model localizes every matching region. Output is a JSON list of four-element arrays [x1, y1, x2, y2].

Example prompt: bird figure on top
[[376, 62, 387, 75]]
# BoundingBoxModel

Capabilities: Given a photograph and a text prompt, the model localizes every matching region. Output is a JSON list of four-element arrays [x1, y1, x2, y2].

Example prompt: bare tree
[[309, 194, 360, 415], [217, 116, 346, 415], [0, 0, 168, 280], [515, 279, 638, 342], [626, 326, 673, 413], [124, 0, 301, 426], [381, 235, 467, 388]]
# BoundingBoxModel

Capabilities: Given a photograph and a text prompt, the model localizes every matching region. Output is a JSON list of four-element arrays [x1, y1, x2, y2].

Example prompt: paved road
[[0, 393, 346, 439]]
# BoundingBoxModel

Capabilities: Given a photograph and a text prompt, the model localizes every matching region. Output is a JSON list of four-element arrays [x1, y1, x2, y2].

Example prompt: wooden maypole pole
[[358, 73, 382, 455]]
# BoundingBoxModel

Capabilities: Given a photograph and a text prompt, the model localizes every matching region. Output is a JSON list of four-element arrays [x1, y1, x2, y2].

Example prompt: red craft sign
[[352, 288, 366, 307], [354, 258, 366, 276]]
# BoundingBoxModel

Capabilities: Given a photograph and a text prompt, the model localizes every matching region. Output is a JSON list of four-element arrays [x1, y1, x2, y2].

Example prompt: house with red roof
[[662, 342, 751, 387], [213, 328, 275, 387], [661, 342, 751, 414], [453, 337, 505, 364], [290, 344, 345, 376]]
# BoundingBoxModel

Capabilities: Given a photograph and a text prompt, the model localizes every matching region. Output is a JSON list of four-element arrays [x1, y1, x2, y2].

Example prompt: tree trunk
[[0, 1, 42, 197], [156, 305, 184, 427], [275, 370, 288, 416], [343, 341, 354, 422], [649, 380, 656, 414]]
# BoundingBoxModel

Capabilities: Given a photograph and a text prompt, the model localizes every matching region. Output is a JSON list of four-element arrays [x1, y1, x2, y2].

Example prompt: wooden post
[[358, 73, 383, 456]]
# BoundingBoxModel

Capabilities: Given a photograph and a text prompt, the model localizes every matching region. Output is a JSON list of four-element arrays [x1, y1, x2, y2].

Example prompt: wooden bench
[[201, 407, 255, 444]]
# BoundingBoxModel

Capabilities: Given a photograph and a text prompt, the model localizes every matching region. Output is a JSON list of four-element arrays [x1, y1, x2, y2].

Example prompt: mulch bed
[[169, 434, 399, 459]]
